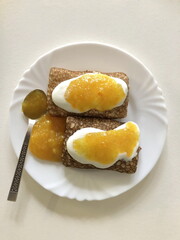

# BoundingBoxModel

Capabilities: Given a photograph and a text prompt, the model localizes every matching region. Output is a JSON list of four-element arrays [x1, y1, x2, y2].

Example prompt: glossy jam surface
[[64, 74, 126, 112], [73, 122, 139, 165], [29, 114, 66, 161], [22, 89, 47, 119]]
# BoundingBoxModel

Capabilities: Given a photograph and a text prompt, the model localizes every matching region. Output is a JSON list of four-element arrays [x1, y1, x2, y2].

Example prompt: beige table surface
[[1, 1, 180, 240]]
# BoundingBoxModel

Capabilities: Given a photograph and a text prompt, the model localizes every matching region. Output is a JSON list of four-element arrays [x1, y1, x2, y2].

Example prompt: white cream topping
[[52, 73, 128, 113], [66, 122, 140, 169]]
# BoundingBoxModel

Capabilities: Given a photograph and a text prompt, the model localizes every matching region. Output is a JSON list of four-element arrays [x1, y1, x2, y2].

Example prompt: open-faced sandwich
[[47, 68, 129, 119], [23, 67, 141, 174]]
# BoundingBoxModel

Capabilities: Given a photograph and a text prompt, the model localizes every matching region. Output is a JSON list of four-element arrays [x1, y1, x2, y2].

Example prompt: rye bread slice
[[62, 116, 140, 173], [47, 67, 129, 119]]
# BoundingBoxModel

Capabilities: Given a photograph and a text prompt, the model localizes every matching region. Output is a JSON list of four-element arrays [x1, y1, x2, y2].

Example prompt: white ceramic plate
[[9, 42, 167, 201]]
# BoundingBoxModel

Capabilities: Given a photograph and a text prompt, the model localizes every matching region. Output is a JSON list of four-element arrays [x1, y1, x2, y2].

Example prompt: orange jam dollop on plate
[[64, 73, 126, 112], [29, 114, 66, 161], [73, 122, 140, 165]]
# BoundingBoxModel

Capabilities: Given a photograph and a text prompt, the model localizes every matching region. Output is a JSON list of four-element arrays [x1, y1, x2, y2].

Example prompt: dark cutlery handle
[[7, 128, 31, 201]]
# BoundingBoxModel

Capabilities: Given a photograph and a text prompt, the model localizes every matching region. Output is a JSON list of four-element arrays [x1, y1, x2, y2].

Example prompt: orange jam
[[29, 114, 66, 161], [73, 122, 139, 165], [65, 74, 126, 112], [22, 89, 47, 119]]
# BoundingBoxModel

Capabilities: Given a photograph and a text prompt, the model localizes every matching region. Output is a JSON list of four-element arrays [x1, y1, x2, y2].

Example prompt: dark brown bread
[[47, 67, 129, 119], [62, 116, 140, 173]]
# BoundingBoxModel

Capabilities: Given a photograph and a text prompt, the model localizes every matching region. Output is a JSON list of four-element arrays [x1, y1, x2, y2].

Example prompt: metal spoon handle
[[7, 127, 31, 201]]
